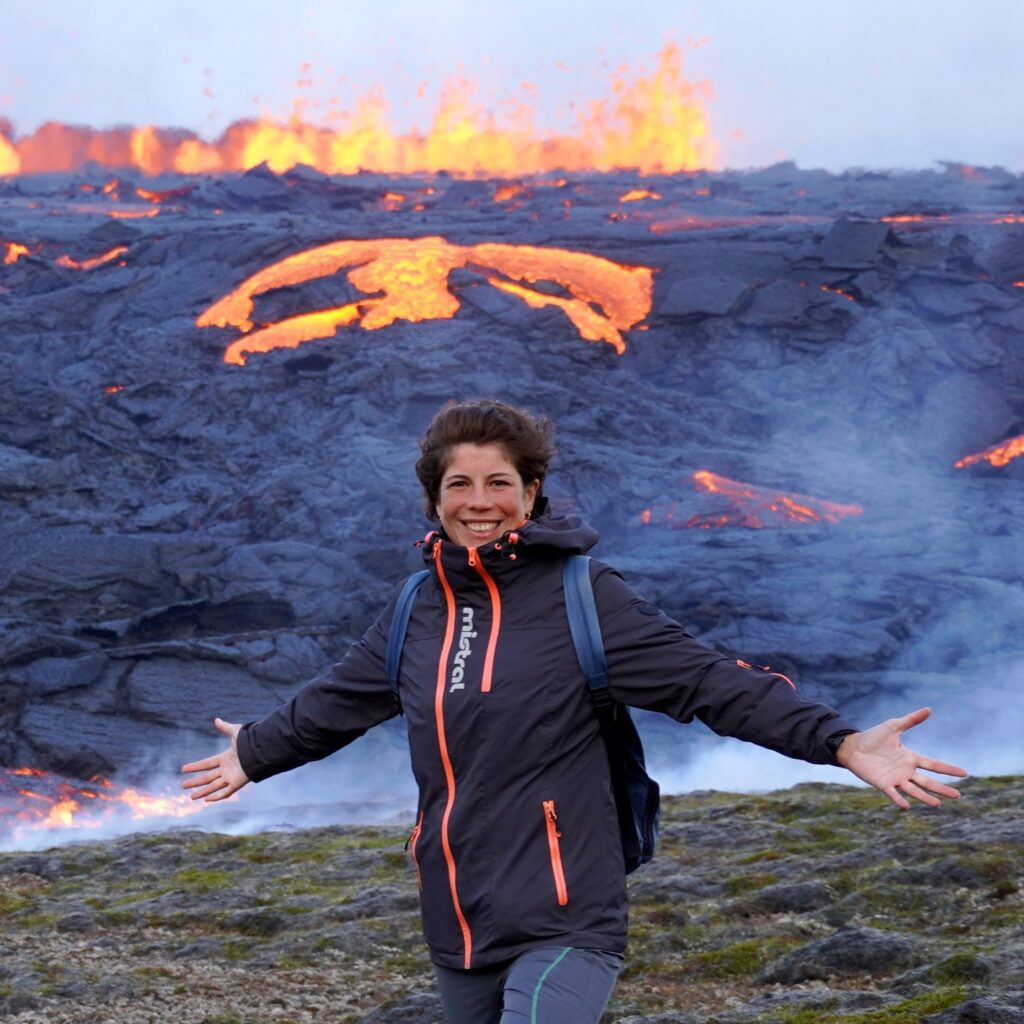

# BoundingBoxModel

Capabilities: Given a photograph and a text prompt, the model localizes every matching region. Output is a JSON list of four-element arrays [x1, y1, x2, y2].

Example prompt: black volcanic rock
[[0, 164, 1022, 786]]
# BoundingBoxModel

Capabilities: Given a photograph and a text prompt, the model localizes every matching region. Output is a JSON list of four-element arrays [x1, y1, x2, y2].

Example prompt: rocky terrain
[[2, 162, 1023, 787], [0, 775, 1021, 1024]]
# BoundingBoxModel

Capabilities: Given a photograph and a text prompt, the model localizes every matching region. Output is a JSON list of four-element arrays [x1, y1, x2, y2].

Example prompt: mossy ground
[[0, 776, 1020, 1023]]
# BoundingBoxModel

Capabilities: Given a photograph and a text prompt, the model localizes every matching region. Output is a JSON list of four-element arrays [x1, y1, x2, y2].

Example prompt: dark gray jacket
[[237, 516, 857, 969]]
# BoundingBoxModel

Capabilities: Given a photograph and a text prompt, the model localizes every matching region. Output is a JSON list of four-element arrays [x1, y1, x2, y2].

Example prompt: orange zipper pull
[[432, 539, 442, 561], [544, 800, 561, 837], [467, 546, 477, 567]]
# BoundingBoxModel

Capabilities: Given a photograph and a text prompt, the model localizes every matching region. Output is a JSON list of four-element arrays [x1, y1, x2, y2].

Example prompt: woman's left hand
[[835, 707, 967, 809]]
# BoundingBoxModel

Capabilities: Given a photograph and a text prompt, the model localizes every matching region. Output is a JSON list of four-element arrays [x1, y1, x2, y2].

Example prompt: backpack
[[385, 554, 660, 874]]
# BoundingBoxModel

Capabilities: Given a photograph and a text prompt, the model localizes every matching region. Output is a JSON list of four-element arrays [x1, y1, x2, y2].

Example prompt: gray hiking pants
[[433, 946, 622, 1024]]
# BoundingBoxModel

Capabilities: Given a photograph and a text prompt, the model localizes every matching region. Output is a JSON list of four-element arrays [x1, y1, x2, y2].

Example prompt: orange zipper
[[467, 547, 501, 693], [736, 659, 796, 690], [407, 811, 424, 890], [433, 542, 474, 968], [543, 800, 569, 907]]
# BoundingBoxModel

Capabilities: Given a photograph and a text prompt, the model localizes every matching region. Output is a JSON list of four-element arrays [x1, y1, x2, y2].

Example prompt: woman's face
[[438, 443, 539, 548]]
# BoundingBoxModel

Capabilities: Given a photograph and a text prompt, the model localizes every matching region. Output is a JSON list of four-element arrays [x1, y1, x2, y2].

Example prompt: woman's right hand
[[181, 718, 250, 802]]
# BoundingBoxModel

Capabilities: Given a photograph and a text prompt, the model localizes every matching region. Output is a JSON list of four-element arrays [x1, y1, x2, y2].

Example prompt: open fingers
[[894, 707, 931, 732], [187, 776, 230, 802], [182, 768, 223, 791], [896, 778, 941, 808], [916, 756, 968, 778], [181, 755, 222, 775], [912, 774, 962, 801]]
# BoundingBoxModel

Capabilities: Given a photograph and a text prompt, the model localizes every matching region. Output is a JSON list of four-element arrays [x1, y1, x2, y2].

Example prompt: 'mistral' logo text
[[449, 608, 477, 693]]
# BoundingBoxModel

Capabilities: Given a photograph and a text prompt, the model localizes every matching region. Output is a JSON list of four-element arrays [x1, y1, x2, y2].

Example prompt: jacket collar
[[418, 514, 600, 581]]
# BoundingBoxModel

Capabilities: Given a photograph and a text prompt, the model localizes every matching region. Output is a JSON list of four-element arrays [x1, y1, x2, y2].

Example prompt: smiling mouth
[[464, 521, 501, 536]]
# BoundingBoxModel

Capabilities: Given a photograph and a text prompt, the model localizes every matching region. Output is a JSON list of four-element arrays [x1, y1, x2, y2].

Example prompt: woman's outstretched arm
[[181, 717, 250, 802], [835, 707, 967, 809]]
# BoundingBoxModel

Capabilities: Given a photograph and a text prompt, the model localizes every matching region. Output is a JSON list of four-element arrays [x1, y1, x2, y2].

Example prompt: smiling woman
[[182, 396, 966, 1024], [415, 400, 551, 548]]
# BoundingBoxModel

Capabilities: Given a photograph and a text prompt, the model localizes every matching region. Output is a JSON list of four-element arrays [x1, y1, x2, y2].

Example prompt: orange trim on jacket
[[468, 547, 501, 693], [433, 543, 474, 967]]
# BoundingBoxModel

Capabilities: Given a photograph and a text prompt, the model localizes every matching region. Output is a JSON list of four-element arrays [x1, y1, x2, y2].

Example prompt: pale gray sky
[[1, 0, 1020, 171]]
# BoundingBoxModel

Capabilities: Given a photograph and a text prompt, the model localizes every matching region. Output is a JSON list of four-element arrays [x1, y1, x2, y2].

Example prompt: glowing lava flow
[[1, 767, 205, 843], [954, 434, 1024, 469], [197, 236, 654, 365], [55, 246, 129, 271], [620, 188, 662, 202], [641, 470, 863, 530], [3, 241, 31, 265], [0, 44, 714, 178]]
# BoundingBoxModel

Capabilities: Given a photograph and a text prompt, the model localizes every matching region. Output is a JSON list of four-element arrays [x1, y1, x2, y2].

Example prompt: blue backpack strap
[[562, 555, 612, 711], [563, 554, 659, 874], [386, 570, 431, 706]]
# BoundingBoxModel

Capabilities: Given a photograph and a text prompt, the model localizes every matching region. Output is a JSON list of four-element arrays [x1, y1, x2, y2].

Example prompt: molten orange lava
[[197, 236, 654, 365], [0, 44, 714, 178], [56, 245, 129, 271], [1, 767, 204, 842], [620, 188, 662, 202], [686, 470, 863, 528], [641, 471, 863, 530], [3, 241, 31, 264], [108, 208, 159, 219], [136, 185, 196, 203], [881, 214, 950, 223], [954, 433, 1024, 469]]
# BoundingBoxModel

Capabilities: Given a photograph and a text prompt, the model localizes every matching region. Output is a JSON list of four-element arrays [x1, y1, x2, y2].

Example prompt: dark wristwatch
[[825, 730, 856, 763]]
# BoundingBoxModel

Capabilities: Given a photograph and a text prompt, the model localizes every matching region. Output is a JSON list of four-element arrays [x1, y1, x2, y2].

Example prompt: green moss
[[172, 868, 233, 892], [0, 894, 30, 914], [779, 987, 967, 1024], [687, 937, 778, 980], [735, 849, 785, 865], [929, 952, 990, 985], [15, 911, 58, 929], [724, 872, 779, 896]]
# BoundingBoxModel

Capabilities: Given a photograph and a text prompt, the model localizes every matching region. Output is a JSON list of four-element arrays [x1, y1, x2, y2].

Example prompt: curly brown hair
[[416, 399, 555, 520]]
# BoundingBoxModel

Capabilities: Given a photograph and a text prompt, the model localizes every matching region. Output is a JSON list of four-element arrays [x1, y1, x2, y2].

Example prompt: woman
[[182, 398, 966, 1024]]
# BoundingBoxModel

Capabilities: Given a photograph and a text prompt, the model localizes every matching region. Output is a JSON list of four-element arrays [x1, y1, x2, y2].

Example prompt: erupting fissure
[[0, 44, 714, 179], [197, 236, 654, 365]]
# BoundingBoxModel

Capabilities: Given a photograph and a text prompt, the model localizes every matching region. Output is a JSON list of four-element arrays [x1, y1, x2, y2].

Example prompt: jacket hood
[[419, 512, 599, 564]]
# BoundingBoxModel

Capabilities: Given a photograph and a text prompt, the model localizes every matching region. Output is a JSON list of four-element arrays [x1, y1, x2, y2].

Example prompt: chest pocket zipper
[[543, 800, 569, 906]]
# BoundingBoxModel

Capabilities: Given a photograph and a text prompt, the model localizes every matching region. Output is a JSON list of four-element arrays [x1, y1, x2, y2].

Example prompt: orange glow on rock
[[0, 44, 714, 178], [686, 470, 863, 528], [641, 471, 863, 530], [198, 236, 654, 365], [494, 183, 527, 202], [3, 241, 31, 265], [820, 283, 856, 302], [107, 208, 159, 219], [954, 433, 1024, 469], [56, 245, 129, 271], [135, 185, 196, 203], [619, 188, 662, 202], [881, 213, 950, 223]]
